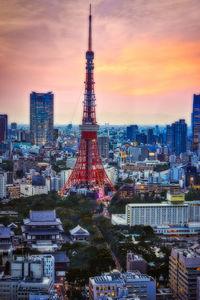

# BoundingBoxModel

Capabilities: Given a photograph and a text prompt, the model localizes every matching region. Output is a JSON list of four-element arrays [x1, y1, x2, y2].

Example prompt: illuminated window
[[111, 286, 115, 290], [104, 286, 107, 290], [112, 292, 115, 296]]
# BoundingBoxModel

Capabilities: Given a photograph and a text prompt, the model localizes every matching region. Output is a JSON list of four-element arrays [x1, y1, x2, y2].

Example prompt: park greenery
[[0, 159, 13, 172], [153, 163, 170, 172], [95, 216, 170, 283], [108, 191, 163, 214], [0, 190, 171, 296], [185, 188, 200, 201]]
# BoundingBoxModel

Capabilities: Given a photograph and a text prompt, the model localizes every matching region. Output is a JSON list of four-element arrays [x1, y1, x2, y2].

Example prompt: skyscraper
[[166, 125, 172, 147], [30, 92, 54, 145], [171, 119, 187, 155], [127, 125, 138, 142], [192, 94, 200, 151], [0, 114, 8, 144], [98, 136, 109, 158]]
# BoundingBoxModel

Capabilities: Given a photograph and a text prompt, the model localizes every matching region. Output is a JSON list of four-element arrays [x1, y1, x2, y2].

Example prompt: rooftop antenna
[[88, 4, 92, 51]]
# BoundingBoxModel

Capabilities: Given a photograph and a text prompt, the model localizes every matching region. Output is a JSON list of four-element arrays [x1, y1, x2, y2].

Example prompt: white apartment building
[[0, 170, 7, 198], [20, 184, 48, 196], [126, 203, 188, 227]]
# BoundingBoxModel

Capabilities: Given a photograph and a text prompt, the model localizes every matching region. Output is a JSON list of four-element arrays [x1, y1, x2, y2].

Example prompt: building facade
[[126, 252, 147, 274], [192, 94, 200, 151], [89, 269, 156, 300], [0, 170, 7, 199], [126, 203, 188, 227], [98, 136, 109, 158], [30, 92, 54, 146], [127, 125, 138, 142], [171, 119, 187, 155], [0, 114, 8, 144], [22, 211, 64, 252], [169, 246, 200, 300]]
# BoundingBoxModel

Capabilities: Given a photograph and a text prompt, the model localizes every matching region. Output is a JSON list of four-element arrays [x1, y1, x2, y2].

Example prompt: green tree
[[4, 261, 10, 275]]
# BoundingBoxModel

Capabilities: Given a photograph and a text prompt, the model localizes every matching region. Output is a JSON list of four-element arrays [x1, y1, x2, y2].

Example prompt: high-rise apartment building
[[171, 119, 187, 155], [166, 125, 172, 146], [30, 92, 54, 145], [169, 246, 200, 300], [0, 114, 8, 143], [0, 170, 7, 199], [192, 94, 200, 151], [98, 136, 109, 158]]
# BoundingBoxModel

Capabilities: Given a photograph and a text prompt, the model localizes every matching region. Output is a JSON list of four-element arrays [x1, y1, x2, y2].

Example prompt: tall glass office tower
[[30, 92, 54, 145], [171, 119, 187, 155], [0, 114, 8, 144], [192, 94, 200, 152]]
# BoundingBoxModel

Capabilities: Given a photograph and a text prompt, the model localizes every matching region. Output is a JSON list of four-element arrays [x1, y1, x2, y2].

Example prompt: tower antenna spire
[[88, 4, 92, 51]]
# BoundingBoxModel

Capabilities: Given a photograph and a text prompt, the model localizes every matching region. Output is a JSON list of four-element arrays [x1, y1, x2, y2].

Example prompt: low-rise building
[[52, 252, 70, 282], [0, 224, 15, 254], [22, 211, 64, 252], [89, 269, 156, 300], [126, 252, 147, 274], [69, 225, 90, 242], [20, 183, 48, 197], [0, 255, 56, 299], [118, 184, 136, 201]]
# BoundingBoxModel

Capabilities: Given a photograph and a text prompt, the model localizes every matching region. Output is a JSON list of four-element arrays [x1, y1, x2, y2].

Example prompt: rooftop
[[0, 226, 14, 239], [127, 202, 188, 207], [52, 252, 70, 263], [69, 225, 89, 236], [30, 210, 56, 222], [90, 270, 154, 285]]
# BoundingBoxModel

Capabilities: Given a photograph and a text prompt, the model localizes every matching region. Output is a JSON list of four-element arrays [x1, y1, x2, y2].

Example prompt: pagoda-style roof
[[23, 210, 62, 226], [0, 226, 14, 239], [30, 211, 56, 221], [53, 252, 70, 264], [69, 225, 89, 236]]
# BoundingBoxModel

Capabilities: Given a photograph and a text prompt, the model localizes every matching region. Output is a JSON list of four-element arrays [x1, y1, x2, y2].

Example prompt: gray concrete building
[[126, 252, 147, 274], [169, 245, 200, 300]]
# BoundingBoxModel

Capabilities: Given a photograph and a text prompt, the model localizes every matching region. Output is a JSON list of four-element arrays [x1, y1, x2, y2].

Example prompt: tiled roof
[[69, 225, 89, 236], [30, 211, 56, 222], [0, 227, 14, 238], [52, 252, 70, 263]]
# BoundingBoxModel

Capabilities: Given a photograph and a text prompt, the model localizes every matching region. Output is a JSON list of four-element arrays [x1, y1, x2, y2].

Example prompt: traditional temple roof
[[30, 211, 56, 222], [0, 226, 14, 239], [69, 225, 89, 236], [53, 252, 70, 264], [23, 210, 62, 226]]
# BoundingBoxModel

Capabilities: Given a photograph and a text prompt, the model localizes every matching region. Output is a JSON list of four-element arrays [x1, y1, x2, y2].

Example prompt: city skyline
[[0, 0, 200, 125]]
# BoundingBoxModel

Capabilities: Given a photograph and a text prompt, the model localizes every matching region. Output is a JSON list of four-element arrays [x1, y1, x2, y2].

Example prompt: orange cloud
[[96, 40, 200, 96]]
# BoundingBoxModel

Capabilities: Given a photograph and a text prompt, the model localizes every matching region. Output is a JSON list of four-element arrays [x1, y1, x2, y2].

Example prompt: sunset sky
[[0, 0, 200, 125]]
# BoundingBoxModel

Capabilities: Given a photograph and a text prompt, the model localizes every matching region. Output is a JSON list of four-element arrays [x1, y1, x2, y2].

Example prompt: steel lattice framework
[[61, 6, 116, 196]]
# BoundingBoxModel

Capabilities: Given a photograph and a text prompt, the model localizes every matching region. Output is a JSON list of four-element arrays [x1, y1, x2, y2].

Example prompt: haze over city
[[0, 0, 200, 125]]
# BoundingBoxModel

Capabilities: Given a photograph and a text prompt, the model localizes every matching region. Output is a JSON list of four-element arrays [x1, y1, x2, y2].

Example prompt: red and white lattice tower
[[61, 5, 116, 196]]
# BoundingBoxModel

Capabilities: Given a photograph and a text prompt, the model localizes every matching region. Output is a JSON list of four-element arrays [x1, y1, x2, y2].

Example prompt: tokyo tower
[[61, 5, 116, 196]]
